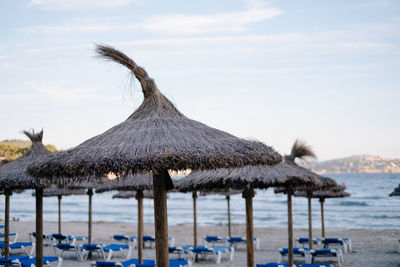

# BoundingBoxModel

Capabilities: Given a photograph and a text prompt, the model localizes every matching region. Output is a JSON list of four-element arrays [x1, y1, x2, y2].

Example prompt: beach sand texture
[[4, 221, 400, 266]]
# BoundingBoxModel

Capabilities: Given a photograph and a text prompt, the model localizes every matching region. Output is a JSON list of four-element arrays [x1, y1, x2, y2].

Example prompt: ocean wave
[[339, 201, 369, 206]]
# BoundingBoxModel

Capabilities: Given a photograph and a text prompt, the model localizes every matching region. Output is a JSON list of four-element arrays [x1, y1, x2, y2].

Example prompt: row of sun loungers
[[203, 235, 260, 250], [258, 236, 352, 267]]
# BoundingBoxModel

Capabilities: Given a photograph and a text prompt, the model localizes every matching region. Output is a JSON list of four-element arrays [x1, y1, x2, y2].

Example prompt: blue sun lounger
[[278, 247, 310, 263], [203, 236, 226, 246], [112, 235, 137, 248], [90, 259, 190, 267], [0, 242, 34, 256], [188, 245, 234, 264], [0, 255, 30, 266], [12, 256, 62, 267], [321, 238, 351, 254], [295, 237, 321, 248], [256, 264, 289, 267], [169, 245, 194, 259], [298, 264, 333, 267], [79, 244, 106, 260], [227, 237, 260, 250], [103, 244, 132, 260], [0, 233, 18, 243], [309, 248, 343, 267], [90, 258, 156, 267]]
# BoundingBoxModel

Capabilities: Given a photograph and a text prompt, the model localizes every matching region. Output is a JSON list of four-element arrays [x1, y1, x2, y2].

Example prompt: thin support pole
[[153, 170, 169, 267], [87, 189, 93, 259], [192, 192, 198, 247], [4, 189, 11, 259], [58, 195, 62, 234], [136, 190, 144, 264], [35, 188, 43, 267], [307, 194, 313, 249], [287, 190, 294, 267], [227, 195, 231, 237], [243, 188, 255, 267], [320, 198, 325, 238]]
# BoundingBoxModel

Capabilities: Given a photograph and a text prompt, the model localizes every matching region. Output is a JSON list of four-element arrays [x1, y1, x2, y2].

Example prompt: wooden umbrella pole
[[307, 194, 313, 249], [4, 189, 11, 259], [136, 190, 144, 264], [88, 189, 93, 245], [287, 189, 294, 267], [192, 191, 198, 247], [226, 195, 231, 237], [35, 188, 43, 267], [243, 188, 255, 267], [87, 189, 93, 259], [153, 170, 169, 267], [320, 198, 325, 238], [58, 195, 62, 234]]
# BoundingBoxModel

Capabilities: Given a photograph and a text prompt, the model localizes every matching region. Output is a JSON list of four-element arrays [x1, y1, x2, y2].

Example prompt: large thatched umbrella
[[96, 173, 153, 264], [390, 184, 400, 197], [276, 176, 339, 249], [178, 160, 321, 267], [273, 141, 338, 258], [33, 186, 86, 234], [0, 130, 52, 266], [291, 185, 350, 238], [199, 189, 242, 238], [28, 44, 283, 267]]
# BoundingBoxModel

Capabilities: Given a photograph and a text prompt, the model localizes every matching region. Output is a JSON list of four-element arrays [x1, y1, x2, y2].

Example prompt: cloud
[[137, 7, 282, 34], [29, 0, 136, 10], [17, 3, 282, 35]]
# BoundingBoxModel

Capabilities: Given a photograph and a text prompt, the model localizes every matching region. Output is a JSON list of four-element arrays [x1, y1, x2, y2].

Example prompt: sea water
[[1, 173, 399, 229]]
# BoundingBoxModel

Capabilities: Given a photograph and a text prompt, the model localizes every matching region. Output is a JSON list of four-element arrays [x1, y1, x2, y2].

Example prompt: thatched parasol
[[28, 44, 282, 267], [0, 130, 51, 266], [95, 173, 153, 264], [32, 186, 86, 234], [178, 159, 321, 267], [389, 184, 400, 197], [199, 189, 242, 238], [292, 185, 350, 238], [112, 190, 154, 199]]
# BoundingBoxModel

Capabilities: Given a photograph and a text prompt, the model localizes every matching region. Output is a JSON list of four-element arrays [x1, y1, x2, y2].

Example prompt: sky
[[0, 0, 399, 161]]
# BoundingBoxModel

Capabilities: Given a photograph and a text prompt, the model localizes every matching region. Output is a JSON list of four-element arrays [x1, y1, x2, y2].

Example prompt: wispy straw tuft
[[290, 139, 316, 160], [23, 129, 43, 143]]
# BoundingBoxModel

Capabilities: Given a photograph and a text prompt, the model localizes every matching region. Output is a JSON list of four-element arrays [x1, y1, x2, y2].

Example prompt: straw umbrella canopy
[[389, 184, 400, 197], [95, 173, 153, 264], [112, 190, 154, 199], [32, 186, 86, 234], [28, 44, 282, 267], [199, 189, 242, 238], [273, 141, 340, 256], [0, 130, 52, 266], [178, 159, 322, 267], [291, 185, 350, 238]]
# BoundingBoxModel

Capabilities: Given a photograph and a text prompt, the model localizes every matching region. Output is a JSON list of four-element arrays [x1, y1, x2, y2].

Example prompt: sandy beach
[[3, 221, 400, 266]]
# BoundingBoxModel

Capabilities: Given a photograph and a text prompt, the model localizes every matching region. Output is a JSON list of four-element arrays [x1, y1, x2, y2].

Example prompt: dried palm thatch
[[199, 189, 242, 197], [28, 44, 282, 182], [95, 173, 153, 193], [113, 190, 154, 199], [389, 184, 400, 196], [178, 161, 322, 193], [1, 159, 10, 166], [0, 130, 52, 190], [291, 184, 350, 198], [32, 185, 86, 197]]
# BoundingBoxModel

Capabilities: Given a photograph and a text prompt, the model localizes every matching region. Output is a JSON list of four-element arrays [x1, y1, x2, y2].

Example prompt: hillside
[[0, 139, 57, 160], [311, 155, 400, 174]]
